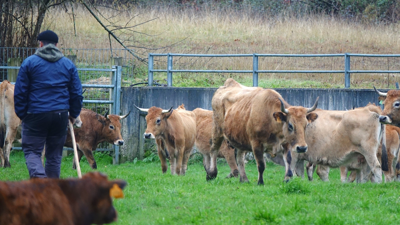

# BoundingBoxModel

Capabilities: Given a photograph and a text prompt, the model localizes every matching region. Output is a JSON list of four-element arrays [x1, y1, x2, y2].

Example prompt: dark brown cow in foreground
[[136, 105, 196, 175], [192, 107, 238, 178], [291, 104, 388, 183], [0, 172, 126, 225], [209, 78, 319, 184], [65, 108, 129, 169], [0, 81, 21, 168]]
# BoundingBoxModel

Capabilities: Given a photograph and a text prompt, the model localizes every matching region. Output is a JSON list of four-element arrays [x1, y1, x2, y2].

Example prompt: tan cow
[[290, 105, 388, 183], [135, 105, 196, 175], [64, 109, 130, 169], [0, 81, 21, 168], [208, 78, 319, 184], [192, 107, 238, 178]]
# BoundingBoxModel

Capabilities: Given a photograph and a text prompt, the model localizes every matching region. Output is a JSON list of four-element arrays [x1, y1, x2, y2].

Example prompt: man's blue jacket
[[14, 44, 83, 120]]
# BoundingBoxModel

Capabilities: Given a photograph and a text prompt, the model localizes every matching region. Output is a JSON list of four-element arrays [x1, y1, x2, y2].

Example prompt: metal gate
[[0, 65, 123, 164]]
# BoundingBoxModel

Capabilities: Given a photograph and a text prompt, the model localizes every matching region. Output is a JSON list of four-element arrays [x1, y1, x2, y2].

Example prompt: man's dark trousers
[[22, 111, 68, 178]]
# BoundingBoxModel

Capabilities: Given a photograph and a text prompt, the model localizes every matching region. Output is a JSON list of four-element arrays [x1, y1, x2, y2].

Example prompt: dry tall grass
[[42, 5, 400, 88]]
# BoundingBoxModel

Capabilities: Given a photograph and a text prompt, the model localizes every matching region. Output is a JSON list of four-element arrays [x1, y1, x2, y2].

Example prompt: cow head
[[80, 172, 127, 224], [273, 97, 319, 153], [98, 110, 130, 146], [374, 87, 400, 126], [134, 105, 173, 139]]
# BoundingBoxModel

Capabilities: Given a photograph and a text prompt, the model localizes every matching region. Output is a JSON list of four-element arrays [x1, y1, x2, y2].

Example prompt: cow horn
[[374, 86, 387, 97], [279, 99, 289, 114], [162, 107, 173, 113], [134, 105, 150, 113], [120, 111, 131, 119], [104, 109, 109, 118], [306, 96, 319, 113]]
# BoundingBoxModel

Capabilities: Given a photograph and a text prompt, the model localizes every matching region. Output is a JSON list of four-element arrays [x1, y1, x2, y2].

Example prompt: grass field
[[2, 151, 400, 225]]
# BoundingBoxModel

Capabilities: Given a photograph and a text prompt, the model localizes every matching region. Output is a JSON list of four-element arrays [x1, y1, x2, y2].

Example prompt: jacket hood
[[35, 44, 64, 62]]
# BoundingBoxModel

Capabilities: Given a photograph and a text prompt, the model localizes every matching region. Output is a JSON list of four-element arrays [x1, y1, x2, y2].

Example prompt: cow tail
[[381, 124, 389, 172]]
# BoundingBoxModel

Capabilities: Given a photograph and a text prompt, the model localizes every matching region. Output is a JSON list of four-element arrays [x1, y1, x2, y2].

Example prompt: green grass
[[2, 151, 400, 224]]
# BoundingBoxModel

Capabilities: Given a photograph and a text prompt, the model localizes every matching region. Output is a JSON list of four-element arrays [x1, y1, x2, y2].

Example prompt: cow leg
[[208, 134, 223, 180], [224, 148, 239, 178], [284, 148, 297, 182], [340, 166, 348, 183], [306, 162, 315, 181], [203, 153, 211, 172], [363, 154, 383, 183], [72, 150, 84, 170], [156, 139, 168, 173], [81, 149, 97, 169], [0, 147, 4, 167], [251, 141, 266, 185], [236, 149, 248, 183], [316, 165, 330, 181], [181, 149, 191, 175], [4, 128, 18, 168]]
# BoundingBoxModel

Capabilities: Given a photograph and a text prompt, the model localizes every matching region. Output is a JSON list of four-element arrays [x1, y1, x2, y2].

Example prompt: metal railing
[[0, 66, 123, 164], [148, 53, 400, 88]]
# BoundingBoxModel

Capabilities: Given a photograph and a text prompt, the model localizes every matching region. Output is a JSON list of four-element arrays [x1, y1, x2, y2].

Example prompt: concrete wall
[[119, 86, 383, 163]]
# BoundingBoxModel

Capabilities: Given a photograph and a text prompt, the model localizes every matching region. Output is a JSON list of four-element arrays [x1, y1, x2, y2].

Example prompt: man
[[14, 30, 83, 178]]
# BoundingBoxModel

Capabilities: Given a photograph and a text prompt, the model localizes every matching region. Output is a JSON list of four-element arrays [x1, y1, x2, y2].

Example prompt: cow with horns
[[135, 105, 196, 175], [208, 78, 319, 184], [65, 109, 130, 169]]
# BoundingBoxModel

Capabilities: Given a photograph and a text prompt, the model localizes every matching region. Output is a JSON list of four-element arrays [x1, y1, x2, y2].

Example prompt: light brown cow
[[192, 107, 238, 178], [64, 109, 130, 169], [208, 78, 319, 184], [135, 105, 196, 175], [0, 172, 126, 225], [290, 105, 388, 183], [0, 81, 21, 168]]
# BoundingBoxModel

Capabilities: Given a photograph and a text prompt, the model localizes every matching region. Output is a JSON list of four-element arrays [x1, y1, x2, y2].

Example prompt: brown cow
[[0, 81, 21, 168], [374, 87, 400, 127], [208, 78, 319, 184], [0, 172, 126, 225], [289, 105, 388, 183], [192, 107, 238, 178], [64, 109, 130, 169], [135, 105, 196, 175]]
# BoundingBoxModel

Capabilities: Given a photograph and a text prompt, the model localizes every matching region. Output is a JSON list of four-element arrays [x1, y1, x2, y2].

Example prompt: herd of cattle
[[1, 78, 400, 224], [135, 78, 400, 186]]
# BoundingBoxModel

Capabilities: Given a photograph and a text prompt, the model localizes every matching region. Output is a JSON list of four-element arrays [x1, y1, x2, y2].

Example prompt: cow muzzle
[[296, 145, 308, 153], [379, 115, 392, 124], [143, 133, 155, 139], [114, 140, 124, 146]]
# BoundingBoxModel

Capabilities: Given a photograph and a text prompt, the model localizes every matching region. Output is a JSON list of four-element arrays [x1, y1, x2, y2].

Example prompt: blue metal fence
[[148, 53, 400, 88]]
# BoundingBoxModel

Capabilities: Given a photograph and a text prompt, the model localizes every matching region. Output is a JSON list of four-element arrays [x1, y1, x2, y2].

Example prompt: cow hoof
[[206, 173, 217, 181], [4, 161, 11, 168], [92, 162, 97, 169]]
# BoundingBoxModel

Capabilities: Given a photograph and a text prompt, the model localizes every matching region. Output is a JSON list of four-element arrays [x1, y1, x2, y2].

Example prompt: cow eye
[[394, 102, 400, 108], [156, 118, 161, 124], [288, 123, 294, 132], [109, 125, 114, 130]]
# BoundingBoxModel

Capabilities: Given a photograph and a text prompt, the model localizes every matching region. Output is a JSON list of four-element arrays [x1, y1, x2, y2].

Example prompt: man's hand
[[69, 116, 76, 125]]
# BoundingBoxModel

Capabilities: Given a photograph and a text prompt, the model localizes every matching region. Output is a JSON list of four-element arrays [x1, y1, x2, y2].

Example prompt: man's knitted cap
[[37, 30, 58, 43]]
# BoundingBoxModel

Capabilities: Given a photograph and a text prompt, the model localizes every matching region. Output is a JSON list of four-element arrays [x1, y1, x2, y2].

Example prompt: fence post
[[253, 54, 259, 87], [167, 54, 173, 87], [148, 53, 154, 86], [344, 53, 351, 88], [113, 66, 122, 165], [110, 57, 123, 114], [7, 58, 22, 82]]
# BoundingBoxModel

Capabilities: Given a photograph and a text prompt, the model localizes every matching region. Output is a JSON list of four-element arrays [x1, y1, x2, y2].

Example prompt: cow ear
[[109, 180, 127, 199], [307, 112, 318, 123], [378, 96, 386, 105], [163, 109, 174, 119], [273, 112, 286, 123]]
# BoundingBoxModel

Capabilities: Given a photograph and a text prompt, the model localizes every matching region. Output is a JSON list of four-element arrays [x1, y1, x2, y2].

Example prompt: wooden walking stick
[[69, 120, 82, 178]]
